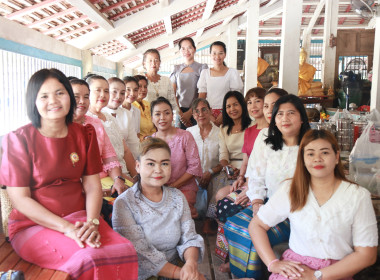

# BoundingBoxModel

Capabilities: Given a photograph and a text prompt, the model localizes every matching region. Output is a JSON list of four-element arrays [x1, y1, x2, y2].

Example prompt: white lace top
[[246, 128, 299, 201], [112, 184, 204, 280], [146, 75, 178, 112], [187, 123, 220, 172], [258, 180, 378, 260], [86, 111, 128, 174]]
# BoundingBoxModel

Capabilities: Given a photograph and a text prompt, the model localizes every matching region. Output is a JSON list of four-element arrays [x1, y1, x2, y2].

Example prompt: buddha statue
[[242, 58, 273, 89], [298, 48, 317, 96]]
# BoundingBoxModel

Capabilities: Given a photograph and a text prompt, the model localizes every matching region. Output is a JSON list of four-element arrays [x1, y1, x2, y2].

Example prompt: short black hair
[[150, 96, 172, 116], [210, 41, 226, 53], [265, 94, 310, 151], [86, 75, 107, 87], [70, 79, 89, 91], [26, 68, 76, 128], [122, 76, 139, 87], [222, 91, 251, 135], [134, 75, 149, 85], [267, 87, 288, 97]]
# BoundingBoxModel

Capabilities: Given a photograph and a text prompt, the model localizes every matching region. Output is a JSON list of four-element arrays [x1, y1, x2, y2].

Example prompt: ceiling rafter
[[43, 15, 89, 34], [27, 7, 77, 28], [57, 22, 98, 40], [109, 0, 157, 21], [6, 0, 59, 20]]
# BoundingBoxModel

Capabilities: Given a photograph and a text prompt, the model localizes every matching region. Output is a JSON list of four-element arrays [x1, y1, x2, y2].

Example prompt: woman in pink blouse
[[71, 79, 126, 195], [151, 97, 202, 218]]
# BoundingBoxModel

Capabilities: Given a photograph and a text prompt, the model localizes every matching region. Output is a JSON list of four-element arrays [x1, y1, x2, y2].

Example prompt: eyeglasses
[[194, 107, 209, 116]]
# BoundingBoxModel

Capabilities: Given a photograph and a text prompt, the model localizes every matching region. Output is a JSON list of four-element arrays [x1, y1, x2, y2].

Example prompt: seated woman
[[186, 98, 222, 229], [133, 75, 156, 141], [151, 97, 203, 218], [222, 94, 310, 279], [103, 77, 140, 159], [86, 75, 137, 179], [250, 129, 378, 280], [71, 78, 126, 196], [112, 137, 205, 280], [0, 69, 137, 280]]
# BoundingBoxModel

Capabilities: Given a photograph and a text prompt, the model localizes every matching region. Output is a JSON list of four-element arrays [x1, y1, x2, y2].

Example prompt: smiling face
[[35, 77, 71, 123], [226, 96, 242, 121], [193, 101, 211, 126], [144, 52, 161, 73], [247, 96, 264, 119], [304, 138, 339, 180], [275, 102, 303, 138], [125, 81, 139, 104], [72, 84, 90, 120], [89, 79, 109, 111], [108, 81, 126, 109], [180, 39, 196, 62], [263, 93, 280, 123], [211, 45, 226, 67], [152, 102, 173, 131], [136, 148, 171, 190], [137, 79, 148, 102]]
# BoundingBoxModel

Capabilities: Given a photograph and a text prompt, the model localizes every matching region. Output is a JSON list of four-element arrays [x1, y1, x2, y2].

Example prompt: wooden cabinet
[[260, 46, 280, 83]]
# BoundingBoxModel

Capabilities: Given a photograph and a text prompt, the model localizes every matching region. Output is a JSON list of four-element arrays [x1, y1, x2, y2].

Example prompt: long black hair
[[265, 94, 310, 151], [222, 91, 251, 135]]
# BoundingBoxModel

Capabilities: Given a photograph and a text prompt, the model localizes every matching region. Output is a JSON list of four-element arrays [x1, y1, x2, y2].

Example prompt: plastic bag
[[349, 118, 380, 195], [194, 186, 208, 218]]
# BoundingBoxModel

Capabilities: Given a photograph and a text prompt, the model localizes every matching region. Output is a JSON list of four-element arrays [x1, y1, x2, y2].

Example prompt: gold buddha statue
[[298, 48, 317, 96]]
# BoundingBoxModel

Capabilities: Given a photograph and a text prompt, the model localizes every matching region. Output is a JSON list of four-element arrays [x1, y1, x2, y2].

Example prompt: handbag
[[0, 270, 25, 280]]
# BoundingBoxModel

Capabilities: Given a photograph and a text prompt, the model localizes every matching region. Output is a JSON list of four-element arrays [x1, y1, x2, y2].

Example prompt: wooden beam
[[27, 7, 77, 28], [42, 15, 89, 35], [117, 36, 136, 50], [66, 0, 114, 31], [55, 22, 98, 40], [5, 0, 59, 20]]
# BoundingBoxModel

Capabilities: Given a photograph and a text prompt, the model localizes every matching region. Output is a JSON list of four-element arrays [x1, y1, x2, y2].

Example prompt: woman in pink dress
[[151, 97, 203, 218], [0, 69, 137, 280]]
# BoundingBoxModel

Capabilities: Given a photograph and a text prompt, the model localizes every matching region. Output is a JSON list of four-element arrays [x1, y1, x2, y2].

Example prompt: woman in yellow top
[[133, 75, 156, 141]]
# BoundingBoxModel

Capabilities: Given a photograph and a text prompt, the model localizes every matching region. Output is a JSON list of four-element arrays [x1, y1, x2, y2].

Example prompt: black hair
[[210, 41, 227, 66], [150, 96, 173, 116], [267, 87, 289, 97], [191, 98, 211, 111], [122, 76, 139, 87], [134, 75, 149, 85], [178, 37, 196, 50], [83, 73, 96, 82], [86, 75, 108, 87], [265, 94, 310, 151], [222, 91, 251, 135], [70, 79, 90, 91], [26, 68, 76, 128]]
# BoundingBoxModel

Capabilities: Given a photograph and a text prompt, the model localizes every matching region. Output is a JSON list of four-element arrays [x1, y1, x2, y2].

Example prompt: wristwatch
[[88, 218, 100, 226], [314, 270, 323, 280], [114, 176, 125, 183]]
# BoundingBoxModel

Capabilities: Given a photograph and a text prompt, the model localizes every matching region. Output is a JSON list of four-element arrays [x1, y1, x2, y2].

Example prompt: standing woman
[[198, 41, 243, 127], [143, 49, 178, 112], [0, 69, 138, 280], [133, 75, 156, 141], [170, 37, 208, 129], [250, 130, 378, 280], [151, 97, 203, 218], [223, 94, 310, 279]]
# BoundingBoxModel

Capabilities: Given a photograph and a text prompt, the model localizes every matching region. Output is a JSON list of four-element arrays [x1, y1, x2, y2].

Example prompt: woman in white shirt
[[197, 41, 243, 126], [143, 48, 178, 112], [250, 129, 378, 280], [221, 94, 310, 278]]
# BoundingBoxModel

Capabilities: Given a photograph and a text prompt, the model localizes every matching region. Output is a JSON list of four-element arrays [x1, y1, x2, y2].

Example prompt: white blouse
[[102, 106, 140, 159], [146, 75, 178, 112], [130, 105, 141, 134], [246, 128, 299, 201], [197, 68, 243, 109], [187, 123, 220, 172], [86, 111, 128, 175], [258, 180, 378, 260]]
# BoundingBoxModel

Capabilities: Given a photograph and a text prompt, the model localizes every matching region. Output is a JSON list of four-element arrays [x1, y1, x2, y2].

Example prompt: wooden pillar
[[227, 18, 238, 69], [322, 0, 338, 89], [278, 0, 303, 94], [371, 7, 380, 111], [244, 0, 260, 92]]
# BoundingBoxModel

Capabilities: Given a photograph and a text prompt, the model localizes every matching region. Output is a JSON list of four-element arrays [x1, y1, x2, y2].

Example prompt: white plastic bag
[[349, 119, 380, 194]]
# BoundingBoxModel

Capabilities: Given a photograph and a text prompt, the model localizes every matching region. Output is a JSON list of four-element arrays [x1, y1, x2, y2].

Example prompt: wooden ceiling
[[0, 0, 376, 66]]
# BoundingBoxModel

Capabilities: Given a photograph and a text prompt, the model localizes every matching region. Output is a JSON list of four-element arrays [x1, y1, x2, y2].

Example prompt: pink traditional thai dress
[[153, 128, 202, 218], [0, 122, 138, 280]]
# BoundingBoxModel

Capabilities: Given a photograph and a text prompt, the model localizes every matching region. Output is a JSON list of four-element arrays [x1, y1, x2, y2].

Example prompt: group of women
[[0, 36, 378, 280]]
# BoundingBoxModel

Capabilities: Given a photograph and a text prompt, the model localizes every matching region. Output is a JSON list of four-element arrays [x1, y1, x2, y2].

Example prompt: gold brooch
[[70, 152, 79, 167]]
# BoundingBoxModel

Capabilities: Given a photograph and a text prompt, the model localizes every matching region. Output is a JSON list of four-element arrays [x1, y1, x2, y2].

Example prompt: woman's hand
[[199, 171, 212, 188], [180, 259, 205, 280], [75, 221, 101, 248], [112, 178, 127, 195], [252, 200, 264, 215], [234, 188, 250, 206], [63, 223, 85, 248], [298, 265, 316, 280], [180, 110, 193, 127], [215, 114, 223, 127], [231, 176, 245, 192], [270, 260, 304, 279]]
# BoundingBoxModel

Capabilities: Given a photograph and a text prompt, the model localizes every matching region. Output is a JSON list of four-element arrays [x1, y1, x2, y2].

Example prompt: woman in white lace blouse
[[113, 137, 205, 280], [143, 48, 178, 112]]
